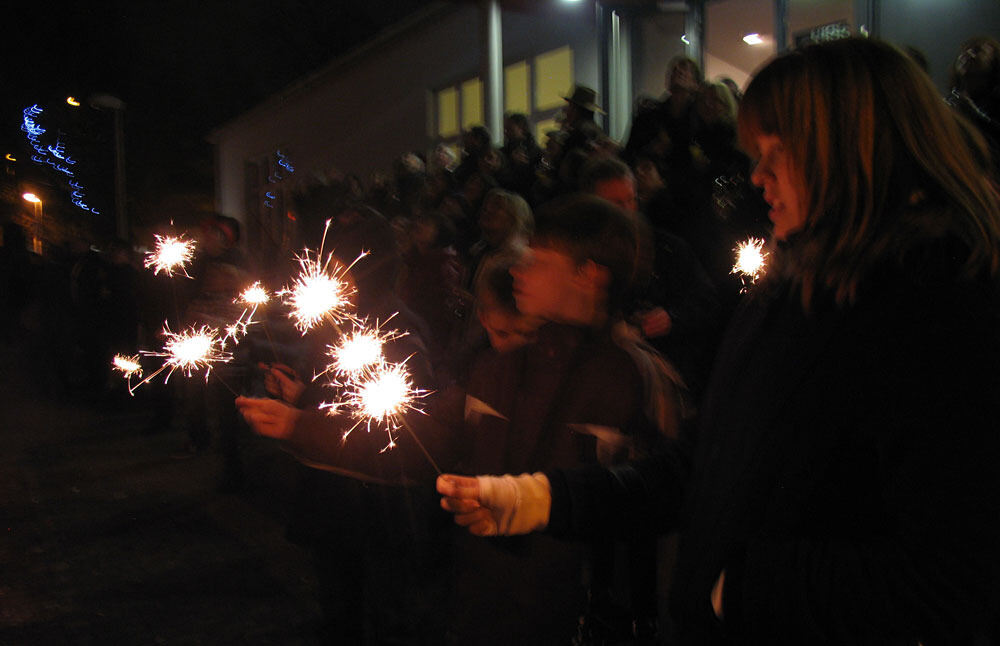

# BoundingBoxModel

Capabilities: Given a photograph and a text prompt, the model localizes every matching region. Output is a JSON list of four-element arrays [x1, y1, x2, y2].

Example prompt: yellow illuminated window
[[505, 61, 530, 114], [535, 46, 573, 111], [438, 87, 459, 138], [461, 78, 483, 129], [535, 118, 560, 144]]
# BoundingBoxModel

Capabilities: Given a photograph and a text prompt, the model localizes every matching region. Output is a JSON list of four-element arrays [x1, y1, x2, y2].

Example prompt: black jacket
[[548, 239, 1000, 644]]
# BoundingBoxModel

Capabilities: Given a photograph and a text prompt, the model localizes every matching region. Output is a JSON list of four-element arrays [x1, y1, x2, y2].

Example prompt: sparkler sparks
[[222, 281, 273, 349], [238, 282, 270, 307], [323, 320, 405, 380], [125, 324, 233, 394], [144, 234, 196, 277], [278, 250, 366, 334], [278, 219, 368, 333], [336, 361, 427, 453], [111, 354, 142, 390], [731, 237, 768, 289]]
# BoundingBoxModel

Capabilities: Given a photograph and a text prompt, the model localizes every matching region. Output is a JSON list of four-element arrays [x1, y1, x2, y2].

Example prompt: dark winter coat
[[547, 238, 1000, 644]]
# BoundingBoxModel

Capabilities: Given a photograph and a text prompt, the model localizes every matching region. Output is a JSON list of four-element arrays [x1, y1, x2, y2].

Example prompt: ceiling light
[[743, 33, 764, 45]]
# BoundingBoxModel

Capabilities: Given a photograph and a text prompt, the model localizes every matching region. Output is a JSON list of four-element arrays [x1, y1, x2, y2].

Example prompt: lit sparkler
[[222, 281, 273, 349], [127, 324, 234, 394], [278, 220, 366, 333], [238, 281, 270, 308], [731, 237, 768, 290], [322, 318, 405, 380], [144, 234, 196, 277], [112, 354, 142, 390], [320, 359, 438, 471]]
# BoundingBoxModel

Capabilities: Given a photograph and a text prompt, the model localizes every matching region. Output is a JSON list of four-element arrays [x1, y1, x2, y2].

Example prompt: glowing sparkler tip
[[144, 234, 196, 277], [237, 281, 270, 306], [355, 363, 413, 421], [325, 323, 403, 378], [142, 324, 233, 382], [112, 354, 142, 378], [731, 237, 768, 286], [279, 250, 358, 333]]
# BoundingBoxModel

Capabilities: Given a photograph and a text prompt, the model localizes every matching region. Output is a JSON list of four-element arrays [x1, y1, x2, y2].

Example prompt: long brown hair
[[738, 37, 1000, 308]]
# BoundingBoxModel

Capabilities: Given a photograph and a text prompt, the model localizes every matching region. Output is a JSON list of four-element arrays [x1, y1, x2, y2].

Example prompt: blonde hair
[[698, 81, 739, 128], [738, 37, 1000, 307], [482, 188, 533, 237]]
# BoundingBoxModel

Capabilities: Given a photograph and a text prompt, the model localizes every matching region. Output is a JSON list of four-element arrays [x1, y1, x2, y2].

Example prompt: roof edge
[[207, 2, 456, 143]]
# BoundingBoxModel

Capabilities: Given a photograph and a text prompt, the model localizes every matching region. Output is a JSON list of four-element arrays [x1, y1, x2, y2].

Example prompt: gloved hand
[[436, 472, 551, 536]]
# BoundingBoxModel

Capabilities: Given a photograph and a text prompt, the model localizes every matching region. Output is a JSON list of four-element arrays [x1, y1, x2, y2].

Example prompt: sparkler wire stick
[[261, 321, 281, 363], [399, 415, 442, 475]]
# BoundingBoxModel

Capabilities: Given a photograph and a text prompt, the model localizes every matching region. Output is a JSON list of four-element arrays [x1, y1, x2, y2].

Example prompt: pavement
[[0, 342, 325, 645]]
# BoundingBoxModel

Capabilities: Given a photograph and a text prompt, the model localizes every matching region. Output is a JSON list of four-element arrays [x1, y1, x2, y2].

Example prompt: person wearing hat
[[543, 84, 607, 200]]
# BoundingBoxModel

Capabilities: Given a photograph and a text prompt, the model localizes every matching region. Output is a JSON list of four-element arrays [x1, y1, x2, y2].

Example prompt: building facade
[[208, 0, 1000, 260]]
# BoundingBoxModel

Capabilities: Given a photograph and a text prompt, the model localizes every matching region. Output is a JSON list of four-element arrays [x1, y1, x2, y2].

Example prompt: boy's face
[[592, 177, 637, 213], [511, 243, 580, 321]]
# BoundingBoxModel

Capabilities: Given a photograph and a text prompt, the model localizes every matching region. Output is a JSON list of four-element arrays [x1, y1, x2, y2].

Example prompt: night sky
[[2, 0, 427, 225]]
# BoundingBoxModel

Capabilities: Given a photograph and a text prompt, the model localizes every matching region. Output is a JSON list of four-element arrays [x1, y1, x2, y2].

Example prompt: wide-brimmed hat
[[563, 85, 605, 114]]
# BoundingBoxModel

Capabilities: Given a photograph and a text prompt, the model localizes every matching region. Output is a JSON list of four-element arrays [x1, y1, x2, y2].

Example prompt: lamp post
[[22, 192, 43, 254], [89, 93, 128, 241]]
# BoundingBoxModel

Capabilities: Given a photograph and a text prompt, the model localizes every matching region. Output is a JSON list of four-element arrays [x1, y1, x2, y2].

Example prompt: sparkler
[[731, 237, 768, 290], [222, 281, 273, 350], [321, 318, 405, 380], [111, 354, 142, 391], [320, 358, 439, 473], [238, 281, 270, 308], [144, 234, 196, 278], [125, 324, 235, 395], [278, 219, 366, 334]]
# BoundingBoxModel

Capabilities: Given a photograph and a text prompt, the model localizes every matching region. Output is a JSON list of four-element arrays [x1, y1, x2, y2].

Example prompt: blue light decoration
[[277, 150, 295, 173], [263, 150, 294, 208], [20, 104, 101, 215]]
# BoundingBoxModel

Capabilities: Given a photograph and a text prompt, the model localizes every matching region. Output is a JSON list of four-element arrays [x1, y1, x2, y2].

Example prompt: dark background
[[2, 0, 427, 233]]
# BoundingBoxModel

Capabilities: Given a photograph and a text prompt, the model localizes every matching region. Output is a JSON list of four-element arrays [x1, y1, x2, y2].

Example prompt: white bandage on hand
[[477, 472, 552, 536]]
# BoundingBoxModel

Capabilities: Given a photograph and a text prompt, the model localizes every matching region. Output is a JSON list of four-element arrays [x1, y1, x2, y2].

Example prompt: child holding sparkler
[[238, 193, 688, 644], [246, 211, 447, 645], [438, 37, 1000, 644]]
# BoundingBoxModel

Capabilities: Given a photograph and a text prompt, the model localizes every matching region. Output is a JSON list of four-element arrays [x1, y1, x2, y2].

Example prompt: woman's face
[[750, 134, 806, 240]]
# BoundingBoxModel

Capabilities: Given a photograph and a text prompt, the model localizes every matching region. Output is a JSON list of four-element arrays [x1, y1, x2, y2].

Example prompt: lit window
[[535, 118, 561, 144], [535, 46, 574, 111], [505, 61, 530, 114], [461, 78, 483, 129], [438, 87, 459, 137]]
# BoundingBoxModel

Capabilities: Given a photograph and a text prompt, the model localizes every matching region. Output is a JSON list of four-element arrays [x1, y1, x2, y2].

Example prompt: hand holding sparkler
[[235, 396, 301, 439], [259, 362, 305, 404], [437, 472, 552, 537]]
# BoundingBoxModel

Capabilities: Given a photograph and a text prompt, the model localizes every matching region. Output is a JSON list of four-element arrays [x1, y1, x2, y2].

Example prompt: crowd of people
[[3, 34, 1000, 645]]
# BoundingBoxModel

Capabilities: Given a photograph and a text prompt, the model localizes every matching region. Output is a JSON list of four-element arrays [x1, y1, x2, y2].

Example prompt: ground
[[0, 343, 325, 645]]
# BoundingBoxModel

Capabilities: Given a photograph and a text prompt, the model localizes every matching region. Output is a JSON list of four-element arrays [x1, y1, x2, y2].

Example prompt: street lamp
[[22, 192, 43, 254]]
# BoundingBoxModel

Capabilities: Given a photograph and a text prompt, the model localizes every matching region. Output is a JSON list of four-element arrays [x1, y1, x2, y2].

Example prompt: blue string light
[[21, 104, 101, 215]]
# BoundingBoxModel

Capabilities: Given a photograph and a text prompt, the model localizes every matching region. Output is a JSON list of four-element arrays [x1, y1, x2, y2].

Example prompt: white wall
[[212, 3, 602, 226], [212, 4, 479, 225]]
